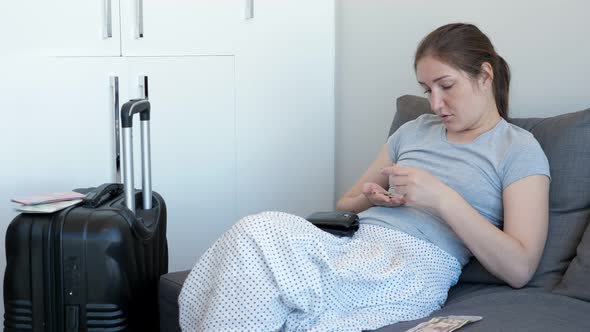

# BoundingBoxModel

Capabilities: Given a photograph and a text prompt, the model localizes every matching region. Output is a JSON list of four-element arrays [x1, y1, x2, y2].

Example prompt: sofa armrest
[[159, 271, 190, 332]]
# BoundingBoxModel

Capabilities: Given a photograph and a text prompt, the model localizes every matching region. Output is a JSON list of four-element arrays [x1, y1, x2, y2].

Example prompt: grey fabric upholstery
[[160, 271, 188, 332], [511, 109, 590, 287], [392, 95, 590, 289], [553, 220, 590, 301], [389, 95, 432, 137], [373, 287, 590, 332], [159, 95, 590, 331]]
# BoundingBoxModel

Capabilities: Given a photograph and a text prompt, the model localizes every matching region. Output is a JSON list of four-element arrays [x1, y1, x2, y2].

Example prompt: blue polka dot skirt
[[178, 211, 462, 331]]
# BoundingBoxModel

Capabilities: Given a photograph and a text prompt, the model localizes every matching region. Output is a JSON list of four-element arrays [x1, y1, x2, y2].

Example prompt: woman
[[179, 23, 550, 332]]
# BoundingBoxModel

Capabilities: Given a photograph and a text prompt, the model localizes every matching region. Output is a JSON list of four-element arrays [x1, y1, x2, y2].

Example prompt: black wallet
[[306, 211, 360, 237]]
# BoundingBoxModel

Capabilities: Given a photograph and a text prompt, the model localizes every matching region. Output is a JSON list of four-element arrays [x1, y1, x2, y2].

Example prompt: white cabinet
[[0, 1, 121, 56], [0, 0, 244, 56], [120, 0, 242, 56], [0, 58, 124, 193]]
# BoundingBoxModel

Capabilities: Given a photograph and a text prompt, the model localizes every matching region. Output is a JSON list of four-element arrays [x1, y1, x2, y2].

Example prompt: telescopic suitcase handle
[[120, 98, 152, 214]]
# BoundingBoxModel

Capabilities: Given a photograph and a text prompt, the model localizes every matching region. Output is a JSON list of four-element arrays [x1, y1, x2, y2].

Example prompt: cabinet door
[[126, 57, 236, 271], [120, 0, 241, 55], [0, 1, 121, 56], [235, 0, 335, 218], [0, 57, 125, 195]]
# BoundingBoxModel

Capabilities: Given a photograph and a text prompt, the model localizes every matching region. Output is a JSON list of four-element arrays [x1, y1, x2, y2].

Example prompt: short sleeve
[[387, 119, 414, 163], [387, 129, 401, 163], [501, 139, 551, 189], [387, 115, 431, 163]]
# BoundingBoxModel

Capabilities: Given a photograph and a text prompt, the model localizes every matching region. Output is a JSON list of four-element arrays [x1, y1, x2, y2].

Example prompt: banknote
[[405, 315, 482, 332]]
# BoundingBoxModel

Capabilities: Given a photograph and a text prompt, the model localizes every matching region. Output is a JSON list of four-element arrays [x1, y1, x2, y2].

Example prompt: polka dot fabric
[[178, 211, 462, 332]]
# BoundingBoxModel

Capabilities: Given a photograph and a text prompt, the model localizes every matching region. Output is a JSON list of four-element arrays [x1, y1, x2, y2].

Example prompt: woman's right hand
[[362, 182, 406, 207]]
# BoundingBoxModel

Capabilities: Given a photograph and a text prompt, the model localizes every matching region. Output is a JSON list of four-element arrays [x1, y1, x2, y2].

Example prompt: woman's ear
[[480, 62, 494, 89]]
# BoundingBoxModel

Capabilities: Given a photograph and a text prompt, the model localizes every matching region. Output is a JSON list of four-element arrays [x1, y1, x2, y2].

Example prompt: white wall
[[335, 0, 590, 200]]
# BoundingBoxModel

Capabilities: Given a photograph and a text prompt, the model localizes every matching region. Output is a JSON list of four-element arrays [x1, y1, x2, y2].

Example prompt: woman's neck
[[447, 108, 502, 144]]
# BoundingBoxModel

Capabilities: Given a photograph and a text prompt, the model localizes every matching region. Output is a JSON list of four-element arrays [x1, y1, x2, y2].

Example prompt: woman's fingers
[[384, 194, 406, 206], [363, 182, 406, 206], [371, 190, 406, 206], [382, 164, 411, 193], [389, 195, 406, 206], [362, 182, 382, 194], [391, 185, 407, 196]]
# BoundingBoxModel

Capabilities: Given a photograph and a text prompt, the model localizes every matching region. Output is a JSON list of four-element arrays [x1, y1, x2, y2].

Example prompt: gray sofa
[[159, 95, 590, 331]]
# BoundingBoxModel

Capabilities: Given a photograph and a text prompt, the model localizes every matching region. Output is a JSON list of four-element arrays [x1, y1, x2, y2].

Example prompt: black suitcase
[[4, 99, 168, 332]]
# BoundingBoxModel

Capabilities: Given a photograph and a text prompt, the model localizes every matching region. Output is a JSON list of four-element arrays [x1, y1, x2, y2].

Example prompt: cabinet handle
[[245, 0, 254, 20], [137, 0, 144, 38], [110, 76, 121, 183], [139, 75, 149, 99], [104, 0, 113, 38]]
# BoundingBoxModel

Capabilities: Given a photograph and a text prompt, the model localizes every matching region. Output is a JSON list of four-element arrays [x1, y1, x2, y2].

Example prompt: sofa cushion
[[391, 95, 590, 288], [372, 287, 590, 332], [388, 95, 433, 137], [553, 219, 590, 301]]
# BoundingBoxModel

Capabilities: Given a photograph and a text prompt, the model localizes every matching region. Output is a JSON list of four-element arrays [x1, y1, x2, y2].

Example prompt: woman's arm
[[438, 175, 549, 288], [336, 144, 394, 213], [385, 163, 549, 288]]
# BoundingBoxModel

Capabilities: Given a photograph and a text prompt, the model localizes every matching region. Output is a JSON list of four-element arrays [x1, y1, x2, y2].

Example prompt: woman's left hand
[[381, 163, 453, 213]]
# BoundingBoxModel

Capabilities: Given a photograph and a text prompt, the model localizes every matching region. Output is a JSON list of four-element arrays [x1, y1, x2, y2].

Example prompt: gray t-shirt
[[359, 114, 551, 266]]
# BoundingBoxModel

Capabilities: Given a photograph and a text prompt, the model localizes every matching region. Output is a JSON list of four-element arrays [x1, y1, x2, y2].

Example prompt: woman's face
[[416, 55, 492, 134]]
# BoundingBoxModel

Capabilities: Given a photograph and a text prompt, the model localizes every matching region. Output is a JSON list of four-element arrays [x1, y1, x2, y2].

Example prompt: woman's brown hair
[[414, 23, 511, 120]]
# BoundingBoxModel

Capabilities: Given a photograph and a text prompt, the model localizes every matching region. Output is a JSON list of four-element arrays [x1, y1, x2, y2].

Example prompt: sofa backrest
[[390, 95, 590, 289]]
